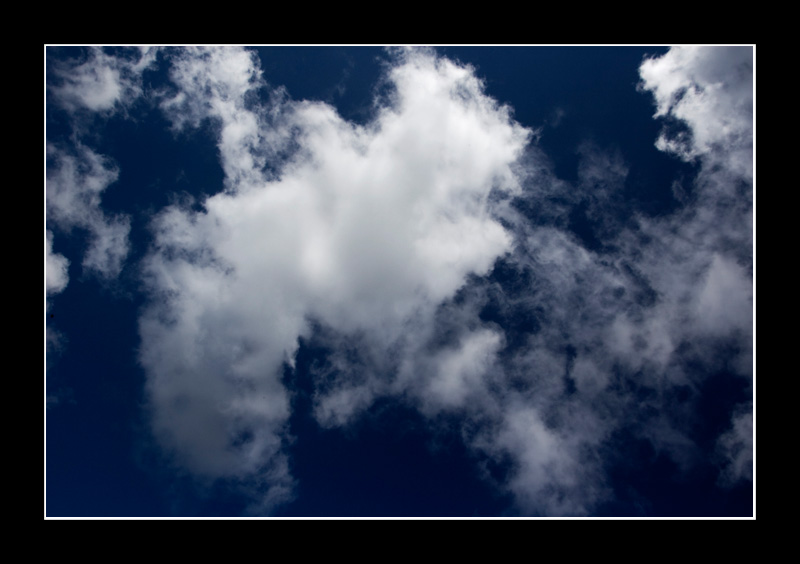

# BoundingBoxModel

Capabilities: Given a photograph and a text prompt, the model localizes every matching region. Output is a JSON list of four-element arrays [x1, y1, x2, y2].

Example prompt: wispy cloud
[[46, 47, 158, 285], [638, 46, 753, 182], [46, 143, 130, 279], [49, 47, 158, 113], [46, 230, 69, 296]]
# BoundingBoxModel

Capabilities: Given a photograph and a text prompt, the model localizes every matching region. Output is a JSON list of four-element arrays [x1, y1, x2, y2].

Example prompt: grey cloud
[[408, 46, 754, 512], [637, 47, 753, 370], [575, 141, 630, 242]]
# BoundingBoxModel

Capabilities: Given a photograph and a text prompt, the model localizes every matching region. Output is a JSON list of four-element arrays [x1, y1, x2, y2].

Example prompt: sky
[[45, 45, 754, 518]]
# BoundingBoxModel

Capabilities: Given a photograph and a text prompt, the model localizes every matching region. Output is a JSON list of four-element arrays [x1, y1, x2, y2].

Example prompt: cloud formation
[[367, 46, 752, 514], [46, 47, 158, 290], [46, 143, 130, 279], [139, 48, 531, 510], [49, 47, 157, 113], [46, 46, 751, 515], [135, 46, 753, 514], [46, 230, 69, 296], [638, 46, 753, 181]]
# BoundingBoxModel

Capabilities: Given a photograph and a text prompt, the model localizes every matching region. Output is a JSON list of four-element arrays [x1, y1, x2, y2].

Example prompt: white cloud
[[132, 46, 753, 514], [160, 46, 269, 191], [639, 46, 753, 181], [46, 143, 130, 279], [427, 46, 755, 512], [139, 47, 531, 508], [637, 49, 754, 462], [46, 47, 157, 286], [419, 328, 504, 413], [49, 47, 158, 113], [46, 229, 69, 373], [46, 230, 69, 296], [475, 401, 609, 516], [43, 46, 754, 515], [694, 253, 753, 338]]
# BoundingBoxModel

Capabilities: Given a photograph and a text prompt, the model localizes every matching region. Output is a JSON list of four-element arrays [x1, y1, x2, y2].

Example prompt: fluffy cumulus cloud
[[48, 46, 751, 515], [132, 46, 755, 514], [638, 46, 753, 181], [139, 47, 531, 510]]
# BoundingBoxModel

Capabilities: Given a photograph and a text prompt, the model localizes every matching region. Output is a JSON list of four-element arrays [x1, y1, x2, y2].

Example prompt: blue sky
[[45, 46, 754, 518]]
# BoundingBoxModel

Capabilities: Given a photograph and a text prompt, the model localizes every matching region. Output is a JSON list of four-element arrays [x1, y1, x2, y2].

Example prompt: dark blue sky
[[45, 46, 754, 518]]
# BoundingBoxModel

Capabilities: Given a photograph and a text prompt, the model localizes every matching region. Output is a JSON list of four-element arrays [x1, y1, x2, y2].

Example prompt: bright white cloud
[[43, 46, 753, 516], [160, 47, 269, 191], [128, 45, 755, 515], [139, 47, 531, 509], [639, 46, 753, 181]]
